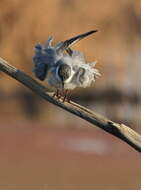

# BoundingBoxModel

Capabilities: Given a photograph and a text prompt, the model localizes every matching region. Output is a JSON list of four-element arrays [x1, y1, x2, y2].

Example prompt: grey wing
[[33, 54, 48, 81], [55, 30, 98, 53], [33, 62, 48, 81], [33, 44, 49, 81]]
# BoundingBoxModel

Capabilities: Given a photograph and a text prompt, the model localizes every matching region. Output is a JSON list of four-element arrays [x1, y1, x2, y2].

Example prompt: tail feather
[[56, 30, 98, 53]]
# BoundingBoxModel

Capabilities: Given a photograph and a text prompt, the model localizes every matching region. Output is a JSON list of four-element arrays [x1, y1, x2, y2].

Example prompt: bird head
[[57, 64, 71, 87]]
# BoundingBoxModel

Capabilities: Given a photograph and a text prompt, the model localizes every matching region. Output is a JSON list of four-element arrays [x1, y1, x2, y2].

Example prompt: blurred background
[[0, 0, 141, 189]]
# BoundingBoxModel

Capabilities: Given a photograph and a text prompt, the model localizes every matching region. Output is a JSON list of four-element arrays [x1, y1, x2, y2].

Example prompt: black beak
[[56, 30, 98, 53]]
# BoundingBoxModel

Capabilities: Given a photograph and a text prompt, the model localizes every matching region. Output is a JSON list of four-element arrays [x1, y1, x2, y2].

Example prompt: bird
[[32, 30, 100, 101]]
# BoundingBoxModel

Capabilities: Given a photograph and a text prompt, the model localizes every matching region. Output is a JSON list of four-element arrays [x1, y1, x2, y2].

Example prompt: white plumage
[[60, 51, 100, 90], [32, 30, 100, 100]]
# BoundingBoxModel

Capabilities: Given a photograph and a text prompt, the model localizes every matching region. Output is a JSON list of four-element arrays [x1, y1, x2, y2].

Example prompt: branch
[[0, 57, 141, 153]]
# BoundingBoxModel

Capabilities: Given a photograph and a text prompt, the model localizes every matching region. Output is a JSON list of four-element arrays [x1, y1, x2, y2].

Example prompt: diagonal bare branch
[[0, 57, 141, 153]]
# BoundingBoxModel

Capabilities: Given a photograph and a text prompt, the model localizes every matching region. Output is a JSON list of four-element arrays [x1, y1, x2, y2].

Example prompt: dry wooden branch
[[0, 57, 141, 153]]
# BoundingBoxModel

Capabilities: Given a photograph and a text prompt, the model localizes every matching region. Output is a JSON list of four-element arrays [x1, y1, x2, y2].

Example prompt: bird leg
[[53, 89, 71, 102], [66, 91, 71, 102], [63, 89, 71, 102], [53, 89, 61, 99]]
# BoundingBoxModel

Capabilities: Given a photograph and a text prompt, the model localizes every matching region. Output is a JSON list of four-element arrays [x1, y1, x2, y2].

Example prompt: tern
[[33, 30, 100, 101]]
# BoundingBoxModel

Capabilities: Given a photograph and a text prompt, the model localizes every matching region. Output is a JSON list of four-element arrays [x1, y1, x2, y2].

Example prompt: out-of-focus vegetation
[[0, 0, 141, 127]]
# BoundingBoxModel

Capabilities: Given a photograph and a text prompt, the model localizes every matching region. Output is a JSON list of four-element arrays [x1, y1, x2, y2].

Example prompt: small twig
[[0, 57, 141, 153]]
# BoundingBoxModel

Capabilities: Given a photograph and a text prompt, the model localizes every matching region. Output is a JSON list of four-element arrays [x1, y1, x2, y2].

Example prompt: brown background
[[0, 0, 141, 189]]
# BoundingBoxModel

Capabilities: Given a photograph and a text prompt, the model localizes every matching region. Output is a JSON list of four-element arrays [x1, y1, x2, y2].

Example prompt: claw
[[63, 90, 71, 102], [53, 89, 71, 102]]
